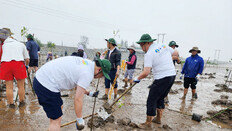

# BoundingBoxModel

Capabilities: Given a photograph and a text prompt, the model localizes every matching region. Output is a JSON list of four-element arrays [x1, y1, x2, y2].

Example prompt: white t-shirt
[[35, 56, 95, 92], [1, 38, 29, 62], [144, 43, 176, 80]]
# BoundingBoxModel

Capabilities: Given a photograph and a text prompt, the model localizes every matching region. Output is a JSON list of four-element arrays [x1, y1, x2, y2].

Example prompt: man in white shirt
[[134, 34, 176, 129], [0, 29, 30, 108], [33, 56, 111, 131], [169, 41, 181, 65]]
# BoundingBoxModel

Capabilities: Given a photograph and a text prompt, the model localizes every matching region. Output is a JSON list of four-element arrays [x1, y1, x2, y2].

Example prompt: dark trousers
[[147, 75, 176, 116], [105, 70, 118, 89], [184, 77, 197, 89]]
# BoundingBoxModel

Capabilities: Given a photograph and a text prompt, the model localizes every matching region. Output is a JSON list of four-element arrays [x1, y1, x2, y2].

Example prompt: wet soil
[[214, 84, 232, 93], [207, 107, 232, 127], [0, 63, 232, 130]]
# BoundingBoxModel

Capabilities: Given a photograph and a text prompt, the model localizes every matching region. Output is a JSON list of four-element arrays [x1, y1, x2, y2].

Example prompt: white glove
[[76, 118, 85, 125], [180, 74, 183, 79], [196, 74, 200, 80]]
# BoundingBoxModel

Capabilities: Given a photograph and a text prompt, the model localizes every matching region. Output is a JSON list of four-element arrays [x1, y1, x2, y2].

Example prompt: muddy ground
[[0, 59, 232, 130]]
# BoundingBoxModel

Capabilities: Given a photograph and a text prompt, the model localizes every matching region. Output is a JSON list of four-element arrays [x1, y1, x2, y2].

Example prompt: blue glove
[[25, 65, 29, 70], [76, 118, 85, 130], [134, 79, 140, 83]]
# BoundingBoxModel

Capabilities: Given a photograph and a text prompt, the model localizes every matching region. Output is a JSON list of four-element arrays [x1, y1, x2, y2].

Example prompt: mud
[[169, 89, 179, 94], [1, 61, 232, 130], [117, 117, 131, 126], [221, 95, 229, 99], [214, 84, 232, 93], [212, 99, 232, 106], [207, 108, 232, 127], [174, 80, 183, 85]]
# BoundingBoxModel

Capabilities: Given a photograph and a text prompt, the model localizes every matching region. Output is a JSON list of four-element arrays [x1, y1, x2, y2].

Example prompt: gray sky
[[1, 0, 232, 61]]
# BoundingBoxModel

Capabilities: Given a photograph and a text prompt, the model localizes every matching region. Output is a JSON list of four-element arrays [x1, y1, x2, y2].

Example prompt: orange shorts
[[0, 61, 27, 80]]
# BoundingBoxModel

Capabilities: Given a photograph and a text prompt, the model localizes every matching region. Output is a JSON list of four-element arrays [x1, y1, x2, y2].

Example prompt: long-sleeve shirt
[[181, 54, 204, 78], [126, 55, 136, 65]]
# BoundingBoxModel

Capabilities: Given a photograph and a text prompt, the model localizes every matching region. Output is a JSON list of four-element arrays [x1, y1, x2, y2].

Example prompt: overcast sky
[[0, 0, 232, 61]]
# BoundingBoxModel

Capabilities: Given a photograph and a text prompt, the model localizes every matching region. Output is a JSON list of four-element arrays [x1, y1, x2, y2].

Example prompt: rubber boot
[[138, 116, 153, 129], [152, 109, 163, 124]]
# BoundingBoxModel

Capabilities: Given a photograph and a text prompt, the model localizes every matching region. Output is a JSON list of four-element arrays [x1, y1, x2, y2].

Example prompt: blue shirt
[[181, 54, 204, 78], [26, 40, 40, 59]]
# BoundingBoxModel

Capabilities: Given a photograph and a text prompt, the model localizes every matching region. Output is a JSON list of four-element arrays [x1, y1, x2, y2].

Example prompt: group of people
[[0, 28, 204, 130], [0, 28, 40, 108]]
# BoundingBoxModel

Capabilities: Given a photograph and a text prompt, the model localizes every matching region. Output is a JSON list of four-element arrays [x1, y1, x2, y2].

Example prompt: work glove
[[196, 74, 200, 81], [89, 91, 99, 97], [76, 118, 85, 130], [180, 74, 183, 79], [133, 79, 140, 83]]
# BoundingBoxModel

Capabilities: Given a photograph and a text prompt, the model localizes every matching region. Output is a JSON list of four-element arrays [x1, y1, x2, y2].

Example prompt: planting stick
[[108, 76, 118, 99], [26, 68, 35, 95], [225, 70, 231, 85], [61, 113, 98, 127], [205, 106, 232, 121], [90, 78, 100, 131], [110, 83, 136, 108]]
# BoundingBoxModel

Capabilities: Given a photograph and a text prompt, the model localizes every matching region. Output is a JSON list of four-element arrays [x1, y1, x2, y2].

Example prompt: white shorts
[[124, 69, 135, 80]]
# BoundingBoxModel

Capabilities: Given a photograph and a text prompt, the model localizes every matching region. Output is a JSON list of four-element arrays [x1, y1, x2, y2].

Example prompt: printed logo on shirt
[[195, 60, 198, 62], [82, 60, 88, 65], [154, 45, 166, 53]]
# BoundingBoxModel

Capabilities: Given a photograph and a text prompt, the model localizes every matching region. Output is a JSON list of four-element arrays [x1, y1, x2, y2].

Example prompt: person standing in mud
[[46, 52, 53, 62], [26, 34, 40, 73], [164, 41, 181, 103], [169, 41, 181, 65], [134, 34, 176, 129], [33, 56, 111, 130], [123, 46, 137, 88], [0, 29, 29, 108], [101, 38, 121, 100], [77, 44, 87, 59], [180, 47, 204, 100]]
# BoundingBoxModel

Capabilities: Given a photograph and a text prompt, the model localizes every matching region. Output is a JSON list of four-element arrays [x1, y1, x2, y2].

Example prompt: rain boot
[[152, 109, 163, 124], [138, 116, 153, 129]]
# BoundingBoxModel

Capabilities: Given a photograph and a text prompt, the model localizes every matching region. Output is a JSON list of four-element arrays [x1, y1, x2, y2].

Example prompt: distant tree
[[47, 41, 56, 52], [78, 36, 89, 48], [34, 38, 43, 47]]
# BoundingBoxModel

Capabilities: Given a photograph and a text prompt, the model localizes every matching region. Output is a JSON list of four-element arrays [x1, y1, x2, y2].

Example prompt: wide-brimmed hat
[[2, 28, 14, 35], [136, 34, 156, 44], [127, 46, 136, 51], [97, 58, 111, 80], [169, 41, 179, 48], [0, 29, 10, 39], [26, 34, 34, 39], [189, 47, 201, 53], [105, 38, 117, 46]]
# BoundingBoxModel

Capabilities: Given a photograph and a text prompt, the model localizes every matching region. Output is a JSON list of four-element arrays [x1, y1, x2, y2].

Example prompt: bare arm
[[74, 86, 86, 118], [137, 67, 151, 80], [25, 58, 29, 66]]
